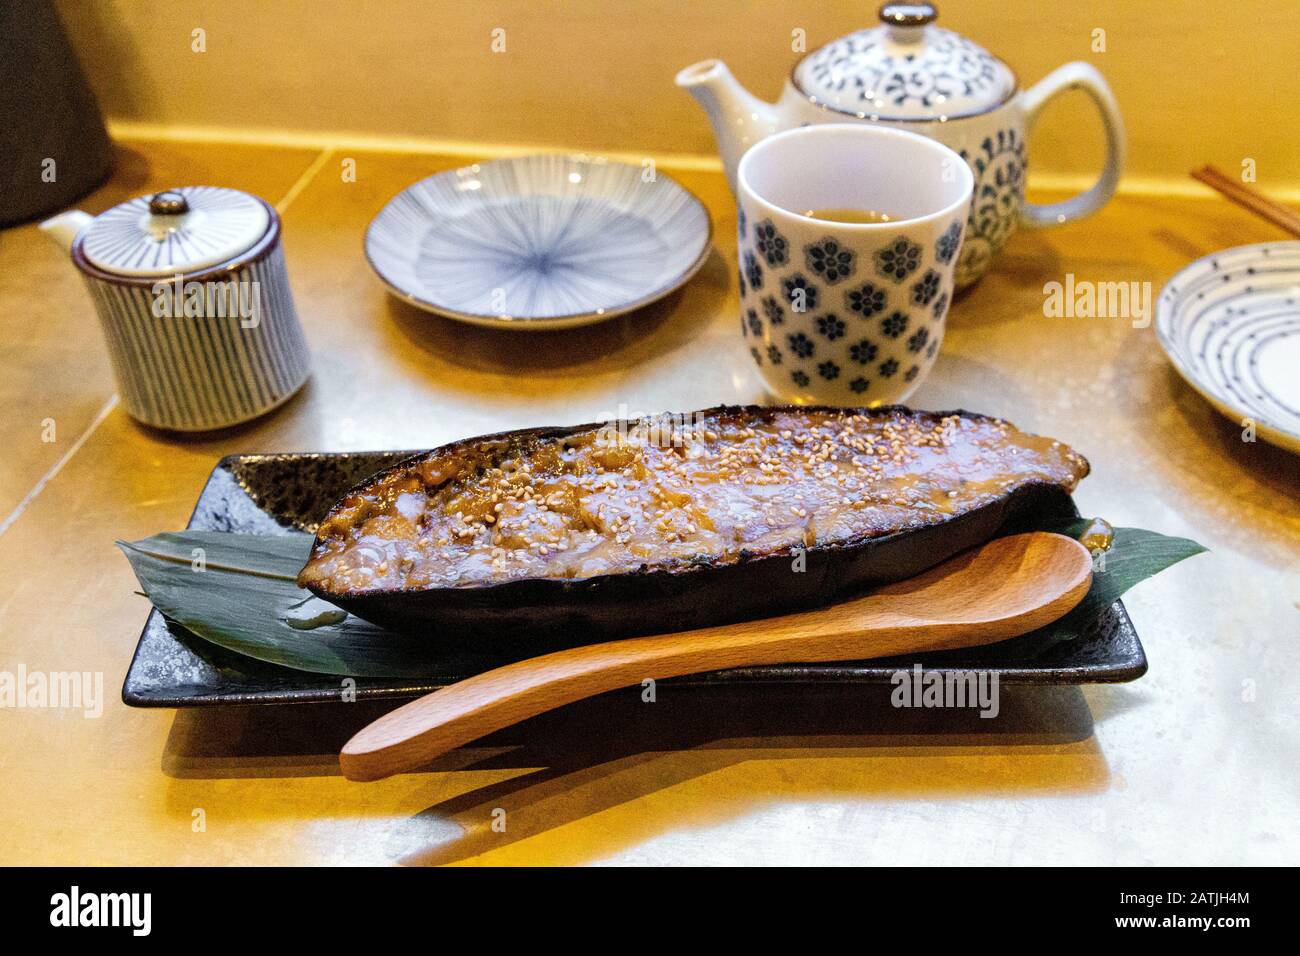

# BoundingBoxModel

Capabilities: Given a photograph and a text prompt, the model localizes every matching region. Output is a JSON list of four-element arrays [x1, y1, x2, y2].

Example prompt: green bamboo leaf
[[1007, 519, 1208, 656], [117, 531, 454, 677], [119, 531, 307, 579]]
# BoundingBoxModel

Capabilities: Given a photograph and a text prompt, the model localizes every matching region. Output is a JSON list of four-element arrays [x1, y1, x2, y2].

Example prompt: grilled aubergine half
[[298, 405, 1089, 646]]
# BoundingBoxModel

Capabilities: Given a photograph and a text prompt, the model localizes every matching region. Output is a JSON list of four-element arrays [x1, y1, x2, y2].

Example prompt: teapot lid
[[79, 185, 271, 278], [793, 3, 1015, 120]]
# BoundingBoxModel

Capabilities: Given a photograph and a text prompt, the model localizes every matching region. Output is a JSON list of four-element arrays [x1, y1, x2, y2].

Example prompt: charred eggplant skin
[[302, 406, 1087, 649]]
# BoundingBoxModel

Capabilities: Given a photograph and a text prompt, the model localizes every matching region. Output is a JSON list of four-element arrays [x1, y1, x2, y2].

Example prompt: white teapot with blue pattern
[[677, 2, 1125, 288]]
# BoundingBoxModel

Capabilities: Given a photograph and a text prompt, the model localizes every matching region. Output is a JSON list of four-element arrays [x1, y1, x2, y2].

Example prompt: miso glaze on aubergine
[[297, 406, 1090, 646]]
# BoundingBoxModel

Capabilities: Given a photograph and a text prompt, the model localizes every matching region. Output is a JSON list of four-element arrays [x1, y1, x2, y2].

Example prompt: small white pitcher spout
[[39, 210, 94, 253], [676, 59, 782, 195]]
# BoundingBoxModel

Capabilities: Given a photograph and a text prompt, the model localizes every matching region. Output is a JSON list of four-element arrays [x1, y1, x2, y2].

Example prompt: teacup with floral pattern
[[736, 124, 973, 405]]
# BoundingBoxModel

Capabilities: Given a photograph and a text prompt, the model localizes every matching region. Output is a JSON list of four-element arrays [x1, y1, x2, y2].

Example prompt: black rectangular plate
[[122, 452, 1148, 707]]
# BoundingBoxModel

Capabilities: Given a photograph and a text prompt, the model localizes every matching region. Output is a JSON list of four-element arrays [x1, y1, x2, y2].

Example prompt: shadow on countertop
[[381, 248, 730, 379], [160, 680, 1110, 865]]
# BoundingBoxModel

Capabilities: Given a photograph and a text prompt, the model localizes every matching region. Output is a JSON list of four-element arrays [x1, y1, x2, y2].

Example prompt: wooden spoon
[[340, 532, 1092, 782]]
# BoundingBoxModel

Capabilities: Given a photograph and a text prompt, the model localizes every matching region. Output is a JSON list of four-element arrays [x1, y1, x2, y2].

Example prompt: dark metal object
[[147, 192, 190, 216], [0, 0, 113, 226], [879, 3, 938, 27]]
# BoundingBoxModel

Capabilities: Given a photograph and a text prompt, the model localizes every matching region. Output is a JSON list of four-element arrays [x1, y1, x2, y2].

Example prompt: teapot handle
[[1019, 62, 1126, 229]]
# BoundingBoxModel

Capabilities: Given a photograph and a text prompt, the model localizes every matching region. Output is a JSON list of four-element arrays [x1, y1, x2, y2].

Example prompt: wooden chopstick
[[1191, 164, 1300, 238]]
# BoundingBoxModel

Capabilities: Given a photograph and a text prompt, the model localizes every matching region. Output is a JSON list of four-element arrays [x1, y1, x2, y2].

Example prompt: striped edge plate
[[1156, 242, 1300, 455], [364, 155, 713, 330]]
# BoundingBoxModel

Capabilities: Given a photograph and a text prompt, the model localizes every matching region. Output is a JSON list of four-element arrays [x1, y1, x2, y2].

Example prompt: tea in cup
[[736, 124, 973, 405]]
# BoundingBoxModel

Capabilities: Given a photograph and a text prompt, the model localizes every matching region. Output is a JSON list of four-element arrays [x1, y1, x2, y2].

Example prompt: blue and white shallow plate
[[365, 155, 712, 330], [1157, 242, 1300, 455]]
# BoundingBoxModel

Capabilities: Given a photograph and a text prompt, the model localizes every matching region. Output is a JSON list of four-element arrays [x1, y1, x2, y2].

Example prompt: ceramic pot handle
[[1019, 62, 1126, 229]]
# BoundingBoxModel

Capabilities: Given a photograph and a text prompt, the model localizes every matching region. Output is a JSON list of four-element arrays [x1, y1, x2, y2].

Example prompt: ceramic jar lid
[[79, 185, 271, 277], [793, 3, 1015, 120]]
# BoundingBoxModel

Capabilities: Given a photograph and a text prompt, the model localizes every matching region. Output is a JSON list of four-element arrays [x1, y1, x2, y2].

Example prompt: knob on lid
[[878, 3, 938, 27], [147, 191, 190, 215], [79, 185, 271, 277], [793, 3, 1015, 120]]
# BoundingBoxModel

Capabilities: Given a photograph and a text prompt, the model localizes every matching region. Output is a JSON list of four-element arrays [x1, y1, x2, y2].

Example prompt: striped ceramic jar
[[46, 187, 310, 432]]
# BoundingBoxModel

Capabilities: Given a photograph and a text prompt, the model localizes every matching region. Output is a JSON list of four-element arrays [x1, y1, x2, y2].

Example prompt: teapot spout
[[676, 60, 781, 195], [40, 210, 94, 253]]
